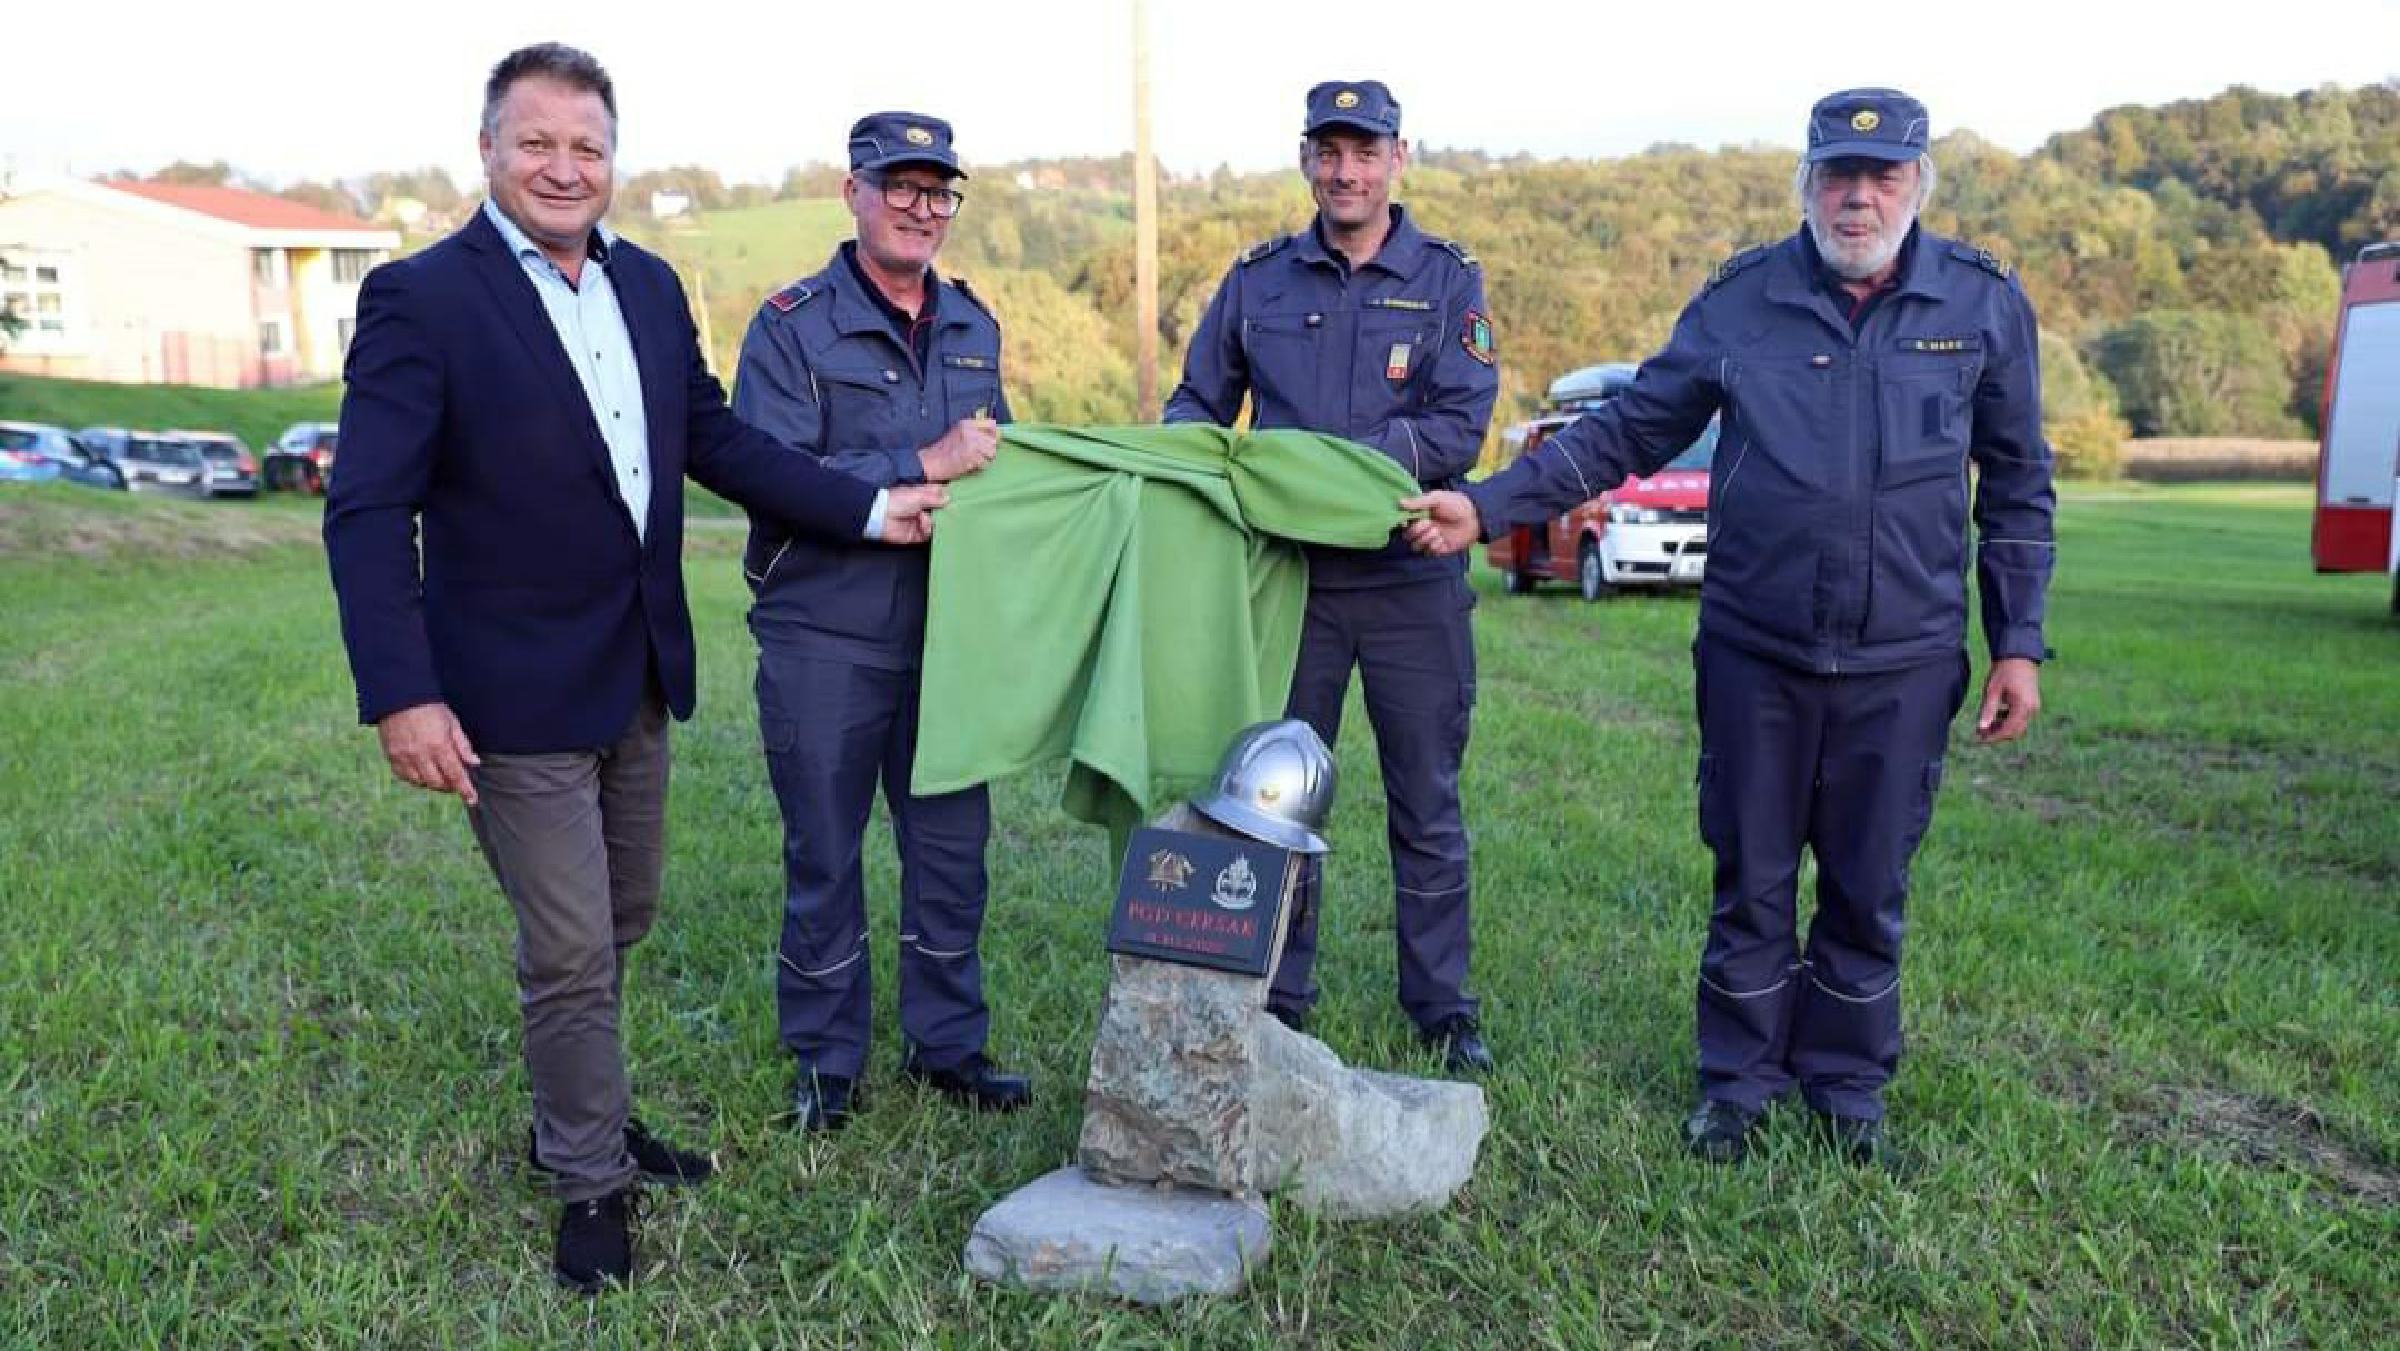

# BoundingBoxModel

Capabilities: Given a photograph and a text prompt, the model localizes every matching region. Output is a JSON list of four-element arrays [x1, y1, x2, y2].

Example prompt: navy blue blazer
[[325, 208, 878, 754]]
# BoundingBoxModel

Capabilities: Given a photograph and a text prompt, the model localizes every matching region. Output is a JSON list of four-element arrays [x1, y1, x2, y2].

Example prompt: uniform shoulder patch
[[1951, 242, 2015, 280], [948, 273, 998, 321], [1428, 236, 1481, 269], [1237, 233, 1294, 267], [1700, 245, 1770, 295], [764, 280, 818, 314]]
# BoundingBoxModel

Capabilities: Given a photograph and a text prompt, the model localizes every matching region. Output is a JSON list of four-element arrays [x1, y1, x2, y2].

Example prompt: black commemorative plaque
[[1105, 826, 1291, 976]]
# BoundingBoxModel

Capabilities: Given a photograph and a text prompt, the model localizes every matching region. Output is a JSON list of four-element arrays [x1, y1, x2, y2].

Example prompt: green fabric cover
[[913, 422, 1417, 837]]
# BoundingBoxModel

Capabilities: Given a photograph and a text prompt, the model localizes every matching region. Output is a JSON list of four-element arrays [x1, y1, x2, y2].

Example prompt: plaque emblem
[[1146, 849, 1195, 890], [1210, 854, 1259, 912]]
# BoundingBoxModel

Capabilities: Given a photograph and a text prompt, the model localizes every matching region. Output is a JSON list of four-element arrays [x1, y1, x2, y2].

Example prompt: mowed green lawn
[[0, 482, 2391, 1346]]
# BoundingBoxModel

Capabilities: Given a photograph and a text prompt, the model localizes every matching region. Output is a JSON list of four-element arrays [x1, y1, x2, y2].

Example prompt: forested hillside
[[118, 83, 2400, 472]]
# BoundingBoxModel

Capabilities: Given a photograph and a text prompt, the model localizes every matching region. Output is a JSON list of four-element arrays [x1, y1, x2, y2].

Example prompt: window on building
[[259, 318, 287, 358], [331, 249, 376, 284], [252, 249, 286, 286], [0, 253, 76, 347]]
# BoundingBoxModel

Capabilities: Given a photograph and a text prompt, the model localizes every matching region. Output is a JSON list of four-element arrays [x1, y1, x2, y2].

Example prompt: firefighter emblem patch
[[1462, 311, 1495, 365]]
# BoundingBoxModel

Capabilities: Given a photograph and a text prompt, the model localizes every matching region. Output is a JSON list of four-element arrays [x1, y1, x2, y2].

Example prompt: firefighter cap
[[847, 111, 966, 178], [1304, 80, 1401, 139], [1805, 87, 1930, 163]]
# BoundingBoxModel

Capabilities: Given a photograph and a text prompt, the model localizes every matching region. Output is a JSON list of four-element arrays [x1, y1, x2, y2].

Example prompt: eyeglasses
[[865, 174, 964, 219]]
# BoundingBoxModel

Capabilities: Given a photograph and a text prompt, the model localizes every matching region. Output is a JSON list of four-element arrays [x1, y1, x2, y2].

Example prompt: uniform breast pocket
[[1724, 356, 1839, 493], [1878, 358, 1976, 489], [1242, 313, 1322, 412], [940, 353, 1003, 422], [816, 365, 902, 439]]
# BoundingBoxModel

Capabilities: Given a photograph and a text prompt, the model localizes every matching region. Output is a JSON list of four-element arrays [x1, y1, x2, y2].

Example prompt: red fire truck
[[1485, 362, 1716, 601], [2314, 241, 2400, 613]]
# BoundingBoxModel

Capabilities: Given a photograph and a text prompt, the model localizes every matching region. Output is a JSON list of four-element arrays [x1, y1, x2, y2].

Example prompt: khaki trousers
[[467, 695, 669, 1202]]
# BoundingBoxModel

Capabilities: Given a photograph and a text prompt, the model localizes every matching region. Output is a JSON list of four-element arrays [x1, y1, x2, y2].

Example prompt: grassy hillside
[[0, 372, 339, 451]]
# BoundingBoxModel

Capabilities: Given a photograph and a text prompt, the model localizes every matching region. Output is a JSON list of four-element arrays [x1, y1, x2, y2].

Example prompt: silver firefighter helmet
[[1190, 719, 1337, 855]]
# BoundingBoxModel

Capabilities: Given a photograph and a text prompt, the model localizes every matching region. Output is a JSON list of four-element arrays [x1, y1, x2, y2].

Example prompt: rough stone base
[[964, 1166, 1272, 1304], [1252, 1017, 1488, 1219]]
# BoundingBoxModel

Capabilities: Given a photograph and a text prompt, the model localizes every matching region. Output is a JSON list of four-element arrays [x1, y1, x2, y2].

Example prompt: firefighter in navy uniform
[[1167, 79, 1501, 1075], [733, 112, 1029, 1132], [1404, 88, 2057, 1158]]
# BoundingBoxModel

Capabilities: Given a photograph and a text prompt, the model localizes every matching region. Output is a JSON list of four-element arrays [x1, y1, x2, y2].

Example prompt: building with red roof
[[0, 177, 402, 388]]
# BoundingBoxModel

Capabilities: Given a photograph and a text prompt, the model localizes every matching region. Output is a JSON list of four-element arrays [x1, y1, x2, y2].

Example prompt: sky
[[7, 0, 2396, 188]]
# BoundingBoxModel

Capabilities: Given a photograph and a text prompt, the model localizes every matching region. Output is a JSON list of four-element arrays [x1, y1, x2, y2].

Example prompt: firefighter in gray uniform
[[1167, 79, 1501, 1075], [1404, 88, 2055, 1160], [733, 112, 1029, 1131]]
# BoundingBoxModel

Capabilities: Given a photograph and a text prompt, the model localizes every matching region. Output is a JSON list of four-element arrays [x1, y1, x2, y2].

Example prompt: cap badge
[[1851, 109, 1881, 133], [905, 126, 934, 146], [1333, 90, 1360, 110]]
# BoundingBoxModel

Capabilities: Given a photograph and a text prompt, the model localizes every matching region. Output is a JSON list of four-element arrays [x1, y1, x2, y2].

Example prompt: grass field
[[0, 481, 2392, 1346]]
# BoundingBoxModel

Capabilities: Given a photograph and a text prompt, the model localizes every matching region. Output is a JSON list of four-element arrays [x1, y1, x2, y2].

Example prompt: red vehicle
[[1485, 362, 1717, 601], [2313, 241, 2400, 613]]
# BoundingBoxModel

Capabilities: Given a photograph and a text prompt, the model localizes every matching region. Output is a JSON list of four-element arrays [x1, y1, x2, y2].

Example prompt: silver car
[[116, 435, 211, 497], [174, 431, 263, 498]]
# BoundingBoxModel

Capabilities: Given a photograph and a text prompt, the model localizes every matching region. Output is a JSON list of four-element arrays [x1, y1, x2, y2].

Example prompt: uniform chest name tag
[[1386, 342, 1413, 381], [943, 354, 995, 370], [1369, 296, 1434, 312], [1900, 337, 1978, 353]]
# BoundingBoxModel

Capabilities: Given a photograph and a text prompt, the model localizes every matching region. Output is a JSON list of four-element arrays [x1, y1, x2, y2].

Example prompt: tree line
[[137, 82, 2400, 475]]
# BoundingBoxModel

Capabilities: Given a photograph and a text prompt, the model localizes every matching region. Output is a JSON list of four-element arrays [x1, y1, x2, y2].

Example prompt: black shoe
[[1265, 1003, 1311, 1034], [790, 1066, 861, 1133], [1813, 1111, 1887, 1166], [1683, 1099, 1760, 1163], [554, 1188, 635, 1294], [902, 1050, 1033, 1113], [1420, 1014, 1496, 1076], [526, 1118, 716, 1186], [624, 1118, 715, 1184]]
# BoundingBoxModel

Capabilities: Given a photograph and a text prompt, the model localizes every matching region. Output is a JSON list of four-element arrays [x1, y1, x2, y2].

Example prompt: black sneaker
[[554, 1188, 635, 1294], [1683, 1099, 1760, 1163], [901, 1050, 1033, 1113], [1813, 1111, 1888, 1167], [1420, 1013, 1496, 1076], [1265, 1003, 1312, 1034], [526, 1118, 715, 1186]]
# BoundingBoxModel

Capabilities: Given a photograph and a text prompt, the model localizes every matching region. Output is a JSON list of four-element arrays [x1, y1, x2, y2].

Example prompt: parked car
[[114, 434, 211, 497], [0, 420, 121, 487], [173, 430, 262, 498], [1485, 362, 1718, 601], [0, 422, 65, 483], [77, 426, 137, 483], [265, 421, 339, 494]]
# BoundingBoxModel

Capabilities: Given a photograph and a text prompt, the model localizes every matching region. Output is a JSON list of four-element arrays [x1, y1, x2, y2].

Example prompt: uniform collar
[[481, 198, 614, 269], [828, 241, 970, 338], [1763, 223, 1941, 332], [1296, 204, 1427, 279], [1796, 222, 1939, 303]]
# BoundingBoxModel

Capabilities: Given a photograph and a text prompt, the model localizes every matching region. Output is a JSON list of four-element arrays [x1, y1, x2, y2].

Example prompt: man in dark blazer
[[323, 42, 944, 1293]]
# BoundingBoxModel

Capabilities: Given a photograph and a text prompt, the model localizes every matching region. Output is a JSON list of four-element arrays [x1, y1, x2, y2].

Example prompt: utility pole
[[1133, 0, 1160, 416]]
